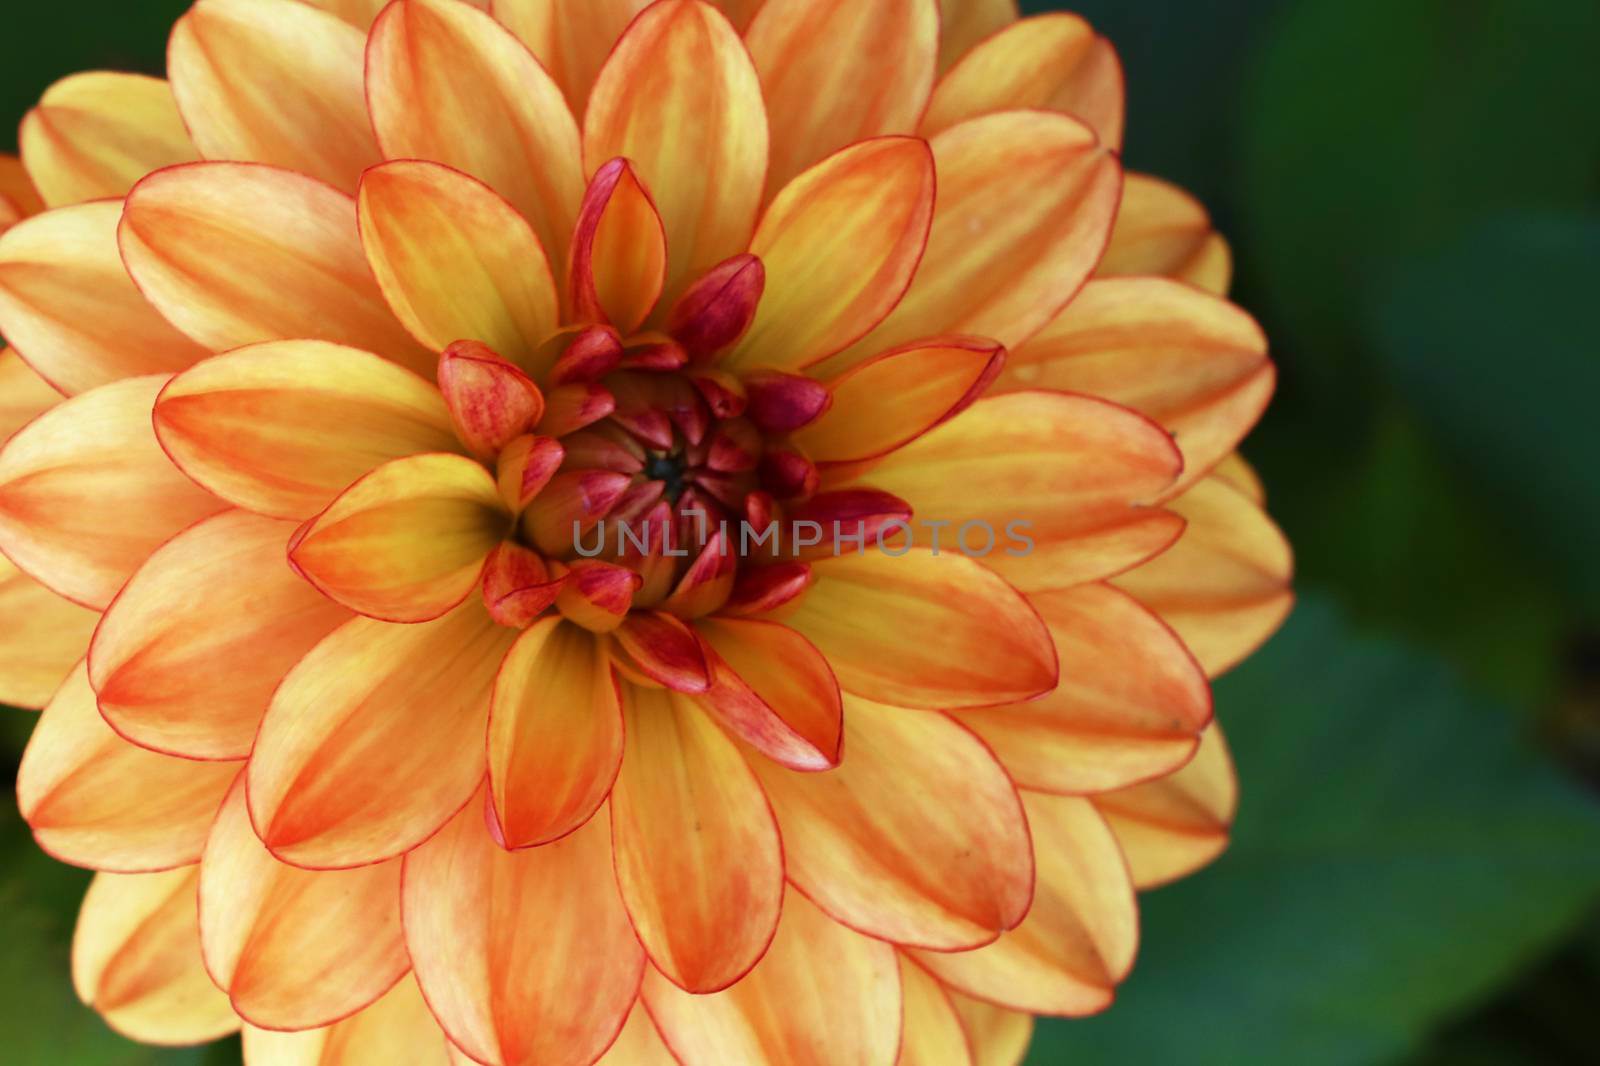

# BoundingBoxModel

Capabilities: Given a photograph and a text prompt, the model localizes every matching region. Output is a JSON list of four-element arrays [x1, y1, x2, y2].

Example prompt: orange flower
[[0, 1, 1292, 1063]]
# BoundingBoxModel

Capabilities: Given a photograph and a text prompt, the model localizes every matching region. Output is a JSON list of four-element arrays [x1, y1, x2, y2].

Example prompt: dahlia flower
[[0, 0, 1291, 1063]]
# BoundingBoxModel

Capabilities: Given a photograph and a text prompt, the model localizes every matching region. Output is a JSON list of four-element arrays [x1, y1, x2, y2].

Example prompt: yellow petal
[[1212, 451, 1266, 504], [241, 976, 459, 1066], [948, 992, 1034, 1066], [493, 0, 653, 114], [0, 555, 96, 709], [0, 348, 60, 438], [896, 957, 974, 1066], [1098, 172, 1232, 295], [595, 1002, 679, 1066], [937, 0, 1019, 73]]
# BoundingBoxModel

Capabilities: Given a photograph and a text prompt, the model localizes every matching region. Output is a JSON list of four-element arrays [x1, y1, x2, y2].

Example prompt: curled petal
[[612, 610, 711, 693], [937, 0, 1019, 73], [1098, 172, 1232, 295], [494, 434, 566, 513], [667, 254, 766, 359], [241, 976, 460, 1065], [480, 541, 564, 628], [437, 341, 546, 460], [522, 469, 631, 555], [742, 370, 832, 434], [569, 158, 668, 334], [658, 527, 738, 619], [694, 617, 843, 771], [555, 558, 640, 632], [537, 381, 616, 437], [722, 561, 813, 616], [0, 556, 96, 709]]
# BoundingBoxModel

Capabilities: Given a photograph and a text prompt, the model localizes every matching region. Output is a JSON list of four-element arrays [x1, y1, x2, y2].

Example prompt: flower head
[[0, 0, 1291, 1063]]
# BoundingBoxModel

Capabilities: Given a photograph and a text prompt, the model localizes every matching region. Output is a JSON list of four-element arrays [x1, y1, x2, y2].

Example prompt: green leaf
[[1026, 595, 1600, 1065]]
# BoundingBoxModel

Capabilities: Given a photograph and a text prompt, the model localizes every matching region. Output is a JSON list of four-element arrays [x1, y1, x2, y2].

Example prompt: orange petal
[[727, 137, 936, 374], [0, 201, 209, 394], [792, 337, 1002, 463], [19, 72, 196, 207], [0, 153, 45, 221], [241, 975, 460, 1066], [570, 158, 669, 334], [90, 510, 351, 760], [842, 390, 1184, 590], [367, 0, 583, 274], [402, 795, 645, 1066], [154, 340, 460, 521], [744, 0, 938, 195], [1098, 172, 1232, 295], [583, 0, 768, 302], [436, 341, 548, 459], [0, 555, 96, 709], [248, 600, 515, 869], [954, 583, 1210, 794], [693, 616, 843, 771], [596, 1002, 679, 1066], [493, 0, 653, 115], [200, 775, 407, 1029], [643, 891, 901, 1066], [784, 548, 1056, 709], [73, 867, 240, 1045], [1096, 721, 1238, 889], [611, 610, 711, 692], [1113, 473, 1294, 677], [0, 375, 224, 610], [937, 0, 1018, 73], [948, 992, 1033, 1066], [912, 792, 1136, 1016], [1006, 277, 1273, 495], [0, 347, 60, 438], [120, 162, 431, 373], [359, 161, 559, 366], [897, 957, 974, 1066], [487, 617, 623, 848], [293, 0, 393, 28], [290, 453, 510, 623], [753, 695, 1033, 949], [823, 111, 1120, 374], [1212, 451, 1266, 504], [17, 662, 236, 873], [922, 14, 1123, 148], [169, 0, 379, 193], [611, 685, 783, 992]]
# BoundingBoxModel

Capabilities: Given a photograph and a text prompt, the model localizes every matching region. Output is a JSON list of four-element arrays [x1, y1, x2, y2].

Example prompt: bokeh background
[[3, 1, 1599, 1063]]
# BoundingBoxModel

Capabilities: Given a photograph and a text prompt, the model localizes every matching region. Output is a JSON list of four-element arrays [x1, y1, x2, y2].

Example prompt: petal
[[584, 0, 769, 301], [751, 695, 1033, 950], [493, 0, 653, 115], [727, 137, 936, 374], [290, 453, 510, 623], [19, 73, 196, 207], [200, 775, 407, 1029], [922, 14, 1123, 148], [744, 0, 938, 194], [954, 583, 1211, 794], [911, 792, 1137, 1017], [241, 976, 459, 1066], [0, 375, 225, 609], [936, 0, 1018, 73], [1212, 451, 1266, 504], [665, 253, 765, 359], [823, 110, 1120, 374], [486, 617, 623, 848], [359, 161, 559, 366], [569, 158, 669, 334], [170, 0, 379, 193], [784, 548, 1057, 709], [897, 957, 974, 1066], [90, 510, 351, 760], [18, 662, 237, 873], [643, 892, 901, 1066], [611, 686, 783, 992], [72, 868, 240, 1045], [0, 555, 96, 709], [0, 153, 45, 221], [1098, 172, 1232, 295], [248, 600, 515, 869], [1113, 473, 1294, 677], [367, 0, 584, 273], [120, 162, 431, 372], [402, 796, 645, 1066], [0, 201, 210, 394], [693, 616, 843, 771], [292, 0, 393, 28], [792, 337, 1002, 463], [437, 341, 547, 459], [1006, 277, 1273, 495], [611, 610, 711, 693], [948, 993, 1033, 1066], [1095, 721, 1238, 889], [0, 347, 60, 438], [596, 1002, 679, 1066], [841, 391, 1184, 590]]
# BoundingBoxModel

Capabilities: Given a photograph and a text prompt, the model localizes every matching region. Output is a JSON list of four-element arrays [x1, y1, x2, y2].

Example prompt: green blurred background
[[4, 0, 1599, 1063]]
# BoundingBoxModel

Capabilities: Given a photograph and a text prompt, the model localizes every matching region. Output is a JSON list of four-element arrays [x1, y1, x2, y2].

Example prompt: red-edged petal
[[667, 253, 765, 359], [241, 975, 461, 1065], [0, 556, 96, 710], [569, 158, 668, 334], [611, 610, 711, 693], [948, 992, 1033, 1066], [437, 341, 547, 460], [480, 540, 564, 628], [692, 616, 843, 770], [1098, 172, 1232, 295]]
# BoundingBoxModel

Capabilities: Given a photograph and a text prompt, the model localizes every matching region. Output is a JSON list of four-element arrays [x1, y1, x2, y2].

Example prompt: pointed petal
[[170, 0, 379, 193], [643, 892, 901, 1066], [367, 0, 583, 272], [495, 434, 566, 512], [897, 957, 974, 1066], [1098, 173, 1232, 295], [402, 796, 645, 1066], [0, 348, 60, 438], [937, 0, 1018, 73], [18, 663, 237, 873], [911, 793, 1137, 1017], [0, 556, 96, 709], [248, 600, 516, 869], [73, 868, 240, 1045], [954, 583, 1210, 794], [612, 610, 711, 693], [745, 0, 938, 194], [844, 391, 1185, 590], [1212, 452, 1266, 504], [291, 0, 393, 28], [1095, 721, 1238, 889], [20, 73, 196, 207], [1006, 278, 1273, 495], [0, 375, 225, 609], [785, 548, 1056, 709], [436, 341, 547, 459], [480, 540, 564, 627], [666, 254, 765, 359], [241, 976, 460, 1066], [948, 993, 1033, 1066], [1113, 474, 1294, 677], [584, 0, 768, 301], [493, 0, 653, 115], [359, 162, 559, 366], [612, 686, 783, 992], [120, 163, 432, 372], [0, 201, 209, 394], [693, 616, 843, 771], [724, 138, 935, 375], [570, 159, 669, 335], [90, 510, 351, 760], [922, 14, 1123, 148], [154, 341, 460, 521]]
